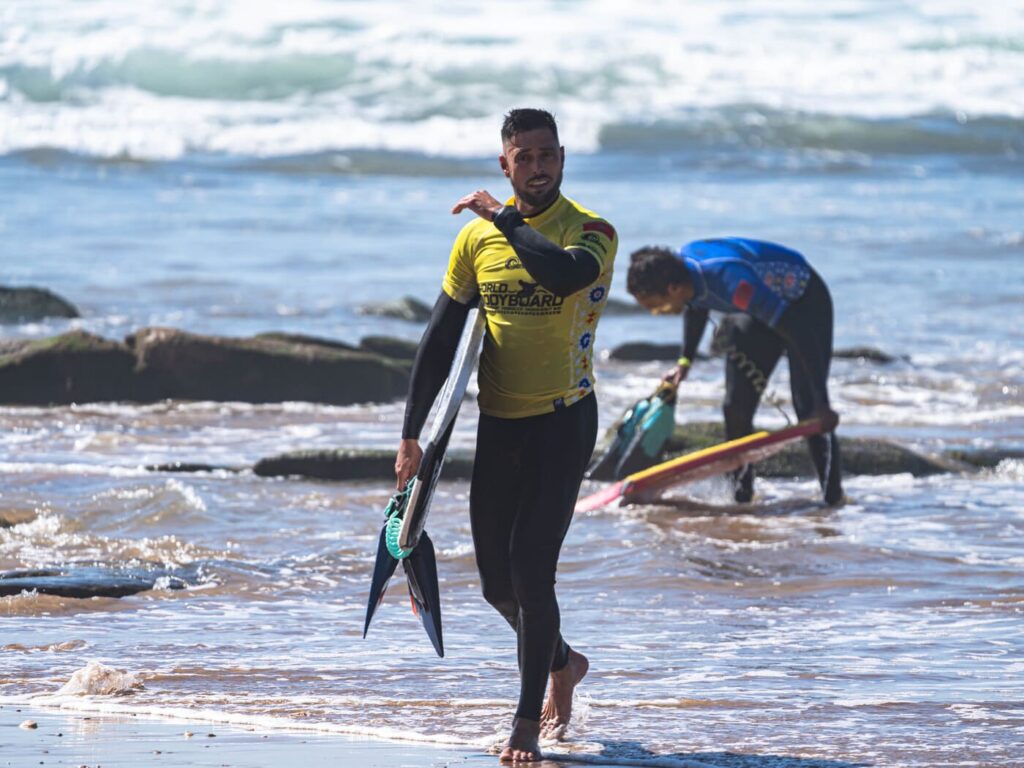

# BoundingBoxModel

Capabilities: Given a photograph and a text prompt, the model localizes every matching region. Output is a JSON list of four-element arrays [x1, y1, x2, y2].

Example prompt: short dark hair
[[627, 246, 691, 297], [501, 108, 559, 144]]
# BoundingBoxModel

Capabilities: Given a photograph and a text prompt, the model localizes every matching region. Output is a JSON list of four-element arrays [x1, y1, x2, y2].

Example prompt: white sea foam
[[57, 661, 145, 696], [2, 0, 1021, 160]]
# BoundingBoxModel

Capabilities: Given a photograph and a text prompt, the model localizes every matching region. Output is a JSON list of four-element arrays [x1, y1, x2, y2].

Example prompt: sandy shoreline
[[0, 704, 554, 768]]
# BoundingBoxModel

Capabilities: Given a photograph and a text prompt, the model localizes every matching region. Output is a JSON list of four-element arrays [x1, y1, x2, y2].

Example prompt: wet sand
[[0, 705, 542, 768]]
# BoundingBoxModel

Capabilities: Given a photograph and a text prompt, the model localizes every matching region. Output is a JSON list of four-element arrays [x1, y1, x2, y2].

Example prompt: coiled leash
[[383, 479, 416, 560], [710, 318, 794, 426]]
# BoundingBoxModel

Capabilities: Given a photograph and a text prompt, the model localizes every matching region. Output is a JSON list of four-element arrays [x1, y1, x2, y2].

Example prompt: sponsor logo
[[505, 256, 523, 270], [583, 220, 616, 240], [479, 279, 564, 315], [732, 280, 754, 311], [589, 286, 606, 303]]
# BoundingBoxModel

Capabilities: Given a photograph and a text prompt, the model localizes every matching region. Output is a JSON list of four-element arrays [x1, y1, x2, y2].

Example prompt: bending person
[[394, 108, 618, 763], [626, 238, 843, 505]]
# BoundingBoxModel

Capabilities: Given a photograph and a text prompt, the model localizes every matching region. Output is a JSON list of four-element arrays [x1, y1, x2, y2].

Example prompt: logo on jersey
[[480, 279, 564, 315], [579, 332, 592, 351], [516, 280, 538, 298], [583, 221, 616, 240], [578, 377, 591, 389], [732, 280, 754, 311], [579, 232, 608, 255], [505, 256, 523, 270], [588, 286, 606, 303]]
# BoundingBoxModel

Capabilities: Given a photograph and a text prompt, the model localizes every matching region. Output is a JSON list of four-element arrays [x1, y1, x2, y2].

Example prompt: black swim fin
[[363, 525, 401, 639], [402, 530, 444, 657]]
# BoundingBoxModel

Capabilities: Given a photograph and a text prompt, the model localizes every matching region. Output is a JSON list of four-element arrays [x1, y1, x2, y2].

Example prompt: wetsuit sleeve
[[718, 259, 788, 327], [492, 206, 602, 298], [401, 292, 471, 440], [682, 305, 709, 361]]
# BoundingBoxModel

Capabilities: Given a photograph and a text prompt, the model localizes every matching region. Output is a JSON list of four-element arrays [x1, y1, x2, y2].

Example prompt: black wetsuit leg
[[719, 315, 785, 501], [775, 271, 843, 503], [469, 394, 598, 722]]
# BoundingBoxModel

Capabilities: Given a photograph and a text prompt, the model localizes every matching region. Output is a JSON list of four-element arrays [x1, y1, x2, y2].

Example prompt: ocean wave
[[598, 110, 1024, 158], [2, 108, 1020, 168], [2, 1, 1021, 162], [3, 49, 359, 103]]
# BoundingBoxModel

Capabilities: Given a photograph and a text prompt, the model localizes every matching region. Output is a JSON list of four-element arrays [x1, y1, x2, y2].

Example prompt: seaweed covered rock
[[663, 421, 953, 478], [0, 566, 191, 598], [253, 447, 474, 481], [0, 330, 137, 404], [359, 335, 419, 362], [128, 327, 410, 404], [0, 286, 80, 324], [357, 296, 432, 323]]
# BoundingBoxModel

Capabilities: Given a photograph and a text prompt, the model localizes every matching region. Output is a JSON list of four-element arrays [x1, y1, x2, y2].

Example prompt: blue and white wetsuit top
[[678, 238, 812, 328]]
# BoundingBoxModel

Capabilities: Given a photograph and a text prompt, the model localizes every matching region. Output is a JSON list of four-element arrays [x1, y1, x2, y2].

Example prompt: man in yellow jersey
[[394, 108, 616, 763]]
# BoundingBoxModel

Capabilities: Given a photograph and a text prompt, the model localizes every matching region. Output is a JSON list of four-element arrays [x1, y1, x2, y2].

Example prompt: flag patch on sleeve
[[582, 221, 616, 240], [732, 280, 754, 310]]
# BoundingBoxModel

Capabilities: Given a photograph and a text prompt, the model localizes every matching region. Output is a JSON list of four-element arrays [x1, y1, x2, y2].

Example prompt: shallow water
[[3, 2, 1024, 766]]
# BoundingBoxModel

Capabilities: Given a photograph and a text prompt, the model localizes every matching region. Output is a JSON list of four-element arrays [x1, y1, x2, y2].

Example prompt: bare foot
[[540, 648, 589, 739], [499, 718, 541, 763]]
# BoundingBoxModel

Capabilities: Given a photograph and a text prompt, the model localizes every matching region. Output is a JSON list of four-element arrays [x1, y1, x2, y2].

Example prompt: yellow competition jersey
[[442, 194, 617, 419]]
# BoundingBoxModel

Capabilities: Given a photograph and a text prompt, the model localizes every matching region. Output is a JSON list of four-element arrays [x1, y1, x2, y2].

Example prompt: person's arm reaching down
[[395, 292, 472, 488]]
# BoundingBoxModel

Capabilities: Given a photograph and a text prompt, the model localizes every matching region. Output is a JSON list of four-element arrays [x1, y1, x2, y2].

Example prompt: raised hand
[[452, 189, 504, 221]]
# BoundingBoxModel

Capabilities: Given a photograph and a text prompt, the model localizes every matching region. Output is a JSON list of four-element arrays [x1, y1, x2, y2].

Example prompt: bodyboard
[[398, 304, 486, 551], [576, 417, 827, 512]]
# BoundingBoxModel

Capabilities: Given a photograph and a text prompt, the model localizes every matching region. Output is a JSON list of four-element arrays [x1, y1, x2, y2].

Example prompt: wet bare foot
[[540, 648, 589, 739], [499, 717, 541, 763]]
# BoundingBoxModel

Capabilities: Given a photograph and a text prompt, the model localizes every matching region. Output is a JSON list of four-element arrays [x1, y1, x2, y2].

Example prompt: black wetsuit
[[403, 200, 609, 721]]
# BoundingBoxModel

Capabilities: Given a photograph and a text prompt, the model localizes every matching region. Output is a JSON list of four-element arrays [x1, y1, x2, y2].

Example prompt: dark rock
[[0, 509, 37, 528], [145, 462, 244, 474], [607, 342, 676, 362], [259, 332, 419, 363], [834, 346, 909, 364], [0, 566, 190, 598], [0, 286, 80, 324], [357, 296, 432, 323], [0, 330, 138, 404], [609, 343, 686, 362], [359, 336, 419, 362], [253, 428, 1004, 483], [609, 337, 907, 366], [254, 448, 474, 481], [944, 448, 1024, 469], [254, 332, 359, 353], [0, 328, 411, 406], [664, 421, 954, 478], [128, 327, 409, 405]]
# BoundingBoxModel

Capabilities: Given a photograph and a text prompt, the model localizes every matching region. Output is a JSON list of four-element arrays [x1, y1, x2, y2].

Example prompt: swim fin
[[401, 530, 444, 657], [363, 523, 444, 657], [363, 525, 400, 639]]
